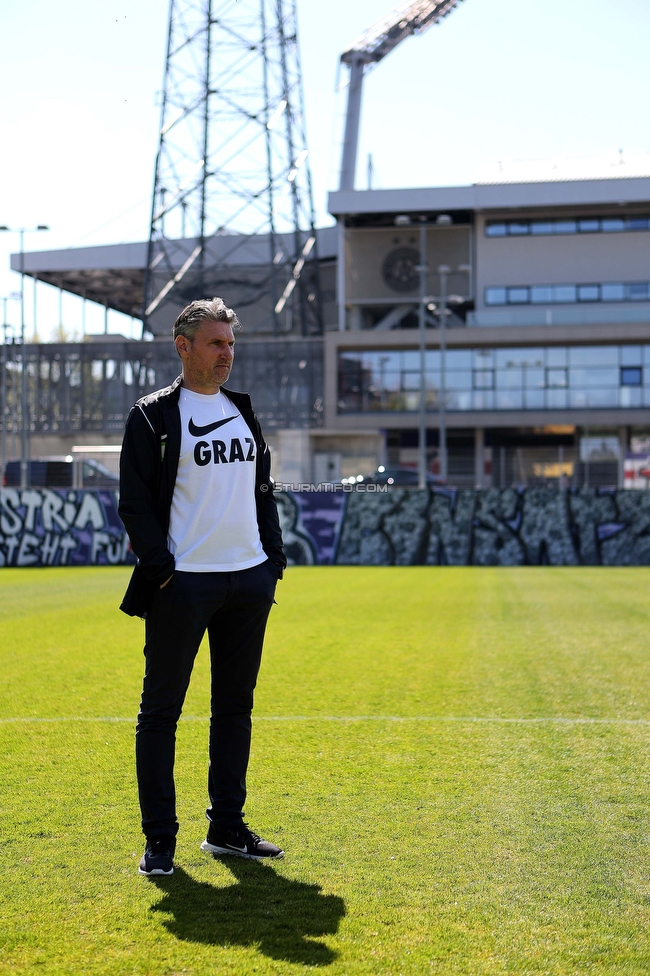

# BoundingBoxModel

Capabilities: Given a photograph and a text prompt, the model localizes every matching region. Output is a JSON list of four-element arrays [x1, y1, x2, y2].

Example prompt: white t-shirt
[[168, 387, 266, 572]]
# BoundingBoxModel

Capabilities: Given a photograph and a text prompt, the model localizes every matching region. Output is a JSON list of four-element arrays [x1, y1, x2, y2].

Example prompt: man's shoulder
[[221, 386, 252, 411], [134, 375, 183, 411]]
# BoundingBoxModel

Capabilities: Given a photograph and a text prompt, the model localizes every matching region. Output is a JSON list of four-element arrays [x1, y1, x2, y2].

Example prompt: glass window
[[546, 347, 567, 367], [381, 371, 401, 393], [474, 370, 494, 389], [402, 372, 421, 391], [569, 367, 618, 388], [547, 368, 568, 388], [473, 348, 494, 367], [601, 283, 625, 302], [554, 220, 577, 234], [485, 287, 507, 305], [496, 368, 523, 390], [496, 390, 523, 409], [530, 221, 554, 235], [446, 350, 472, 369], [403, 392, 419, 411], [508, 222, 529, 235], [577, 284, 600, 302], [449, 391, 472, 411], [507, 287, 529, 304], [495, 348, 518, 369], [620, 387, 643, 407], [401, 351, 420, 370], [473, 390, 494, 410], [628, 217, 650, 230], [578, 389, 616, 408], [643, 346, 650, 367], [359, 353, 378, 373], [446, 371, 472, 390], [602, 218, 625, 232], [553, 285, 577, 303], [578, 219, 600, 233], [525, 368, 545, 389], [424, 350, 441, 369], [621, 346, 642, 366], [569, 389, 588, 408], [486, 223, 507, 237], [569, 346, 616, 367], [525, 389, 545, 409], [518, 348, 544, 367], [531, 286, 554, 304], [371, 351, 400, 373], [590, 390, 622, 408], [626, 282, 649, 301], [547, 388, 567, 409], [621, 367, 642, 386]]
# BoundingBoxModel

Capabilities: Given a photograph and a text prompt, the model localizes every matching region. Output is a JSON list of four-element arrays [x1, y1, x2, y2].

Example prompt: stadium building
[[8, 170, 650, 488]]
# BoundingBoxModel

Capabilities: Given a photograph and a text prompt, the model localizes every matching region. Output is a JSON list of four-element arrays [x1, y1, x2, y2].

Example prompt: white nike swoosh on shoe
[[226, 843, 248, 853]]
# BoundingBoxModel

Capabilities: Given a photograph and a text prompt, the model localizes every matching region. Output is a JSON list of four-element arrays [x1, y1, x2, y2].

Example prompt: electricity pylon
[[143, 0, 322, 337]]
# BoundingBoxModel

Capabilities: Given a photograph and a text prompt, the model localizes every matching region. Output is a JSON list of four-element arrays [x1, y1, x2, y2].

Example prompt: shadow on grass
[[149, 857, 346, 966]]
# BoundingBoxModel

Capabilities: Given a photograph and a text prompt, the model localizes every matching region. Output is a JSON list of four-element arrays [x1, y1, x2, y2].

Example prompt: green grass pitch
[[1, 566, 650, 975]]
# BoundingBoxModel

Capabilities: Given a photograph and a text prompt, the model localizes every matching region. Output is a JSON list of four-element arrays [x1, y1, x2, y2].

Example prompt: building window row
[[485, 215, 650, 237], [338, 345, 650, 414], [484, 281, 650, 306]]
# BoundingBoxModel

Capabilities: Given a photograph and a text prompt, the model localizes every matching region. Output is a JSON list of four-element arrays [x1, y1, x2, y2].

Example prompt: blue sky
[[0, 0, 648, 338]]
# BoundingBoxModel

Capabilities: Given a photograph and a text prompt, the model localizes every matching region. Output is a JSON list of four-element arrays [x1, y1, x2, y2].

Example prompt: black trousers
[[135, 560, 277, 838]]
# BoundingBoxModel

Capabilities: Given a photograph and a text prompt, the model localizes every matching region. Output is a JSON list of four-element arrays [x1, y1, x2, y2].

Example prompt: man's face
[[176, 318, 235, 394]]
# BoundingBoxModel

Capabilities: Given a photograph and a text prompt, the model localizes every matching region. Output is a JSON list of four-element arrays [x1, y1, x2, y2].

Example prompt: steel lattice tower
[[143, 0, 322, 337]]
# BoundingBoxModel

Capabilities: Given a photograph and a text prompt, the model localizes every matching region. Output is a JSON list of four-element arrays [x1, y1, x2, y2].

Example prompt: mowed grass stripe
[[1, 566, 650, 974], [2, 566, 650, 721], [3, 715, 650, 724]]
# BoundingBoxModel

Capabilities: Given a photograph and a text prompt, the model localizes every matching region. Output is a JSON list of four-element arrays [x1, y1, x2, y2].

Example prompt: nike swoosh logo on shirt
[[188, 415, 238, 437]]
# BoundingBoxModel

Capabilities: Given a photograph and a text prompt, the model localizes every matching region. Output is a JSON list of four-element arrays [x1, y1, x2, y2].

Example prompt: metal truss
[[339, 0, 465, 189], [0, 339, 324, 440], [144, 0, 322, 338]]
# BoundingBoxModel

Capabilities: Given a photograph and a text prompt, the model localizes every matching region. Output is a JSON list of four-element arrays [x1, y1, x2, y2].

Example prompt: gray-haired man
[[119, 298, 286, 875]]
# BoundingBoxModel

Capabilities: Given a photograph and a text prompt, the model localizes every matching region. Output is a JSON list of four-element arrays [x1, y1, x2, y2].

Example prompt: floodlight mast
[[338, 0, 463, 190], [143, 0, 323, 337]]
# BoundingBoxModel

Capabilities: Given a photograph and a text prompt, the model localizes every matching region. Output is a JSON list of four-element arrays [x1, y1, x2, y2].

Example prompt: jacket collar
[[171, 376, 251, 412]]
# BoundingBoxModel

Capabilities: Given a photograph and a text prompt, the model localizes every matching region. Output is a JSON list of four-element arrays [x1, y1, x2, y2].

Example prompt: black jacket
[[118, 375, 286, 618]]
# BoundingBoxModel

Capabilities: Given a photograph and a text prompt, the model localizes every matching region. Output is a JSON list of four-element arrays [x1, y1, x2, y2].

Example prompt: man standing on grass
[[118, 297, 286, 876]]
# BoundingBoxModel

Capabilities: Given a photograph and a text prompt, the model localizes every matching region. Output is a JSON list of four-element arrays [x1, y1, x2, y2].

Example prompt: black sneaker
[[138, 834, 176, 875], [201, 821, 284, 860]]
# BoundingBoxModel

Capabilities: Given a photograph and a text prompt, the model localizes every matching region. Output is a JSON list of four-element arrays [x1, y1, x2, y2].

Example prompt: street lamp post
[[417, 222, 428, 490], [0, 225, 49, 487], [437, 264, 451, 484], [1, 295, 19, 482]]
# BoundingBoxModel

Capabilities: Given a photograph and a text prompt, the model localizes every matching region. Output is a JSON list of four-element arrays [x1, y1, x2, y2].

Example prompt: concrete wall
[[345, 226, 470, 304], [475, 214, 650, 309]]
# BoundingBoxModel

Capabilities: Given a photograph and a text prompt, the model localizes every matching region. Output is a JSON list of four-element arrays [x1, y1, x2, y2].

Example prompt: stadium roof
[[11, 174, 650, 317], [10, 226, 338, 320], [328, 175, 650, 218]]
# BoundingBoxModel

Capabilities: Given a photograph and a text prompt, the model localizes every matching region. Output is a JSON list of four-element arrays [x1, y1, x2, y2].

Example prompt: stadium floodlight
[[338, 0, 465, 190], [143, 0, 323, 338]]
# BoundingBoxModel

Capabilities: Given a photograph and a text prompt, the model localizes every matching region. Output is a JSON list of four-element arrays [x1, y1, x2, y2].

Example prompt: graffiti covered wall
[[331, 487, 650, 566], [0, 489, 132, 567], [2, 486, 650, 568]]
